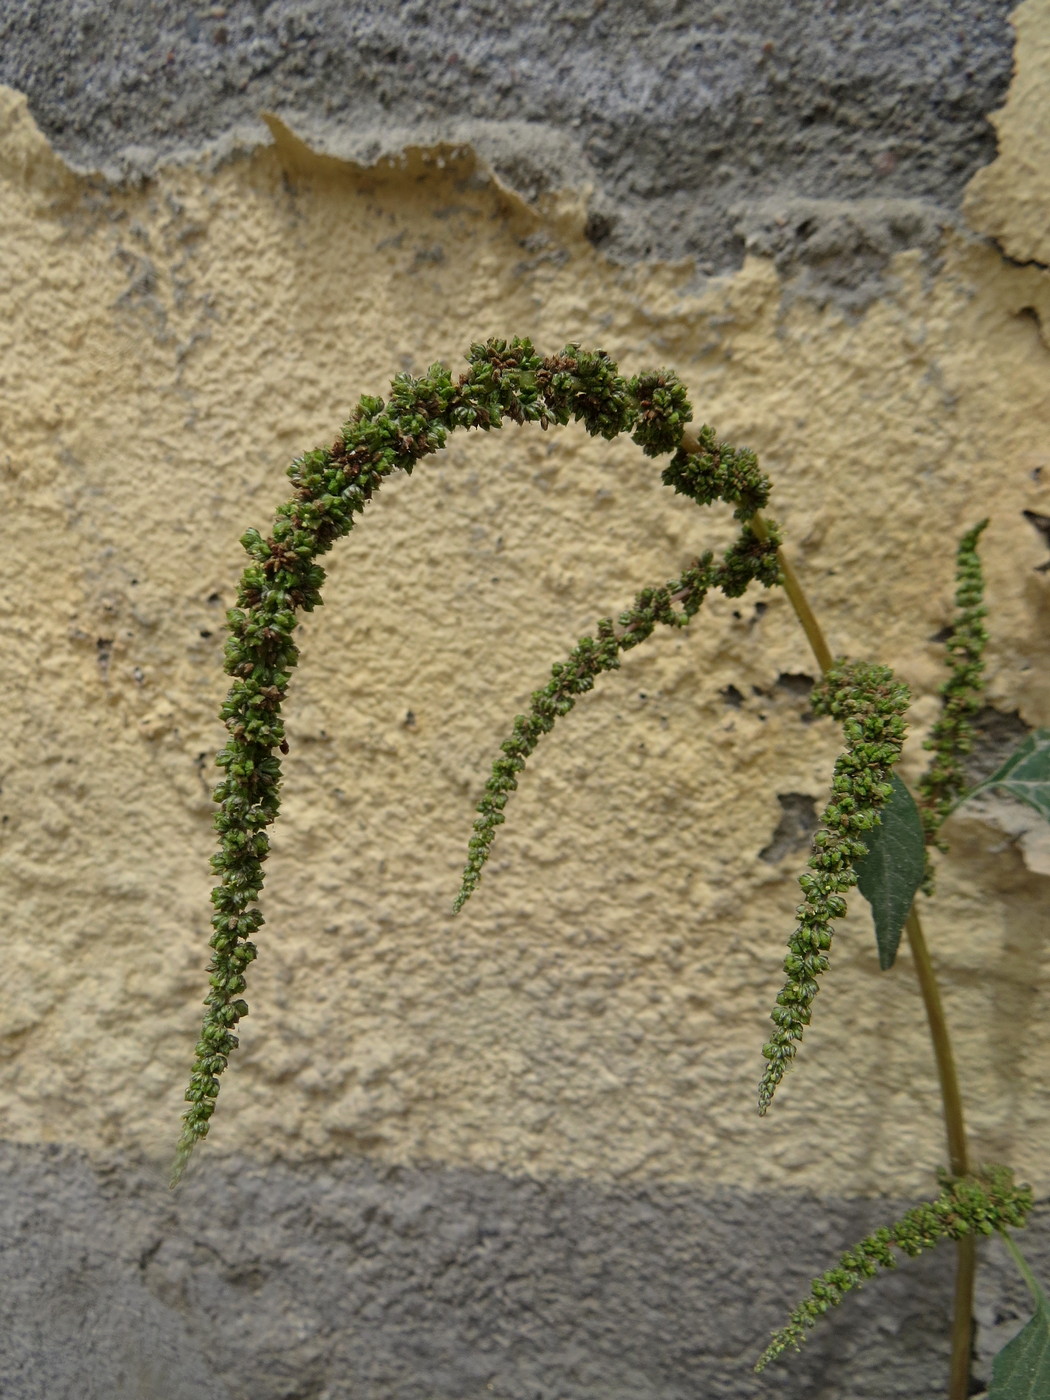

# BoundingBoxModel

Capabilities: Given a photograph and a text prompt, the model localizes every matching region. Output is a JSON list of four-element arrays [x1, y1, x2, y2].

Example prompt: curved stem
[[743, 501, 974, 1399], [674, 432, 831, 673], [1001, 1229, 1048, 1307], [749, 512, 835, 674]]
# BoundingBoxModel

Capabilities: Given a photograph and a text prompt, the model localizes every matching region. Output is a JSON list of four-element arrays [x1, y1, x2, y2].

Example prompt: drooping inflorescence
[[452, 540, 782, 913], [172, 338, 783, 1183], [917, 521, 989, 874], [755, 1166, 1033, 1371], [757, 660, 911, 1114], [452, 567, 712, 915]]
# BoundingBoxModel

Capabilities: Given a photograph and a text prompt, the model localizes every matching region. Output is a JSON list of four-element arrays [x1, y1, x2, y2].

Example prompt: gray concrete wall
[[2, 0, 1016, 282], [5, 1142, 1048, 1400]]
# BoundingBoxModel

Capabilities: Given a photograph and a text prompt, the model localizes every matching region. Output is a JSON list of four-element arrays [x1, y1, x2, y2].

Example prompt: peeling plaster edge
[[4, 79, 1046, 327], [50, 104, 596, 231], [2, 81, 999, 285]]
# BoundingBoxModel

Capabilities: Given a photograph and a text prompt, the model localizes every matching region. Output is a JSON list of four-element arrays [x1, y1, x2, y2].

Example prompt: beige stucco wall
[[3, 1, 1050, 1204]]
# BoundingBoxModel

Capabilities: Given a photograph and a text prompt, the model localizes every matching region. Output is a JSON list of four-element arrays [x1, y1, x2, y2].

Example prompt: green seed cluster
[[173, 339, 779, 1183], [918, 521, 989, 877], [758, 660, 911, 1115], [661, 422, 772, 521], [454, 525, 781, 912], [755, 1165, 1033, 1371]]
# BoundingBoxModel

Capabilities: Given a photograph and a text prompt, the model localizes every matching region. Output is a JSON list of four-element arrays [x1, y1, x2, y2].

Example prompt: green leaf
[[854, 773, 926, 970], [959, 729, 1050, 824], [991, 1235, 1050, 1399], [991, 1305, 1050, 1398]]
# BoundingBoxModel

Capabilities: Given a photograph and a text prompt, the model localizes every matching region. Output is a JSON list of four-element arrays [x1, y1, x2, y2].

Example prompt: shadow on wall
[[4, 1141, 1049, 1400]]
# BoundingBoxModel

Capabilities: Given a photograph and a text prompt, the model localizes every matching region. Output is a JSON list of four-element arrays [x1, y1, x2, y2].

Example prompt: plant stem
[[904, 908, 969, 1180], [742, 504, 975, 1399], [749, 513, 834, 673], [1001, 1229, 1048, 1308], [905, 906, 974, 1400], [948, 1239, 977, 1400]]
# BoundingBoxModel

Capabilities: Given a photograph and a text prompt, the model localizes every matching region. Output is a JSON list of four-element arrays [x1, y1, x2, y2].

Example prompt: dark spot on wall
[[720, 684, 744, 708], [584, 210, 615, 248], [774, 672, 815, 698], [1023, 509, 1050, 570], [759, 792, 819, 862], [1016, 305, 1043, 331], [965, 707, 1031, 786]]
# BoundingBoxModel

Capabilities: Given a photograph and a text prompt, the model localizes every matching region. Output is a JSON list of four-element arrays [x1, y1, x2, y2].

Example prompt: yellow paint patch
[[966, 0, 1050, 268], [2, 78, 1050, 1197]]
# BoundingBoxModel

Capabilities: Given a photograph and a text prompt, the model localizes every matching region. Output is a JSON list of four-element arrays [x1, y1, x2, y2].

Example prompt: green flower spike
[[757, 660, 911, 1114], [756, 1166, 1033, 1371], [917, 520, 989, 888]]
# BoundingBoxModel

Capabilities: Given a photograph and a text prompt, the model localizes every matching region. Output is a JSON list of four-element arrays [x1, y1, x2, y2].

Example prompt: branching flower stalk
[[756, 1167, 1033, 1372], [175, 337, 1024, 1400], [751, 522, 995, 1400], [172, 340, 783, 1184], [912, 519, 990, 1397], [454, 530, 780, 913]]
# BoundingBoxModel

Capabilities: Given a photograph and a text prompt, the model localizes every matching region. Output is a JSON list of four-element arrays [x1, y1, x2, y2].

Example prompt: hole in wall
[[759, 793, 819, 863], [584, 210, 614, 248]]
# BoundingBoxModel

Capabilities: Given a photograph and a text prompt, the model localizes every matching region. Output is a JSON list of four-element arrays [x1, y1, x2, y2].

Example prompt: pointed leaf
[[991, 1304, 1050, 1394], [854, 774, 926, 970], [990, 1300, 1050, 1398], [960, 729, 1050, 824], [990, 1233, 1050, 1400]]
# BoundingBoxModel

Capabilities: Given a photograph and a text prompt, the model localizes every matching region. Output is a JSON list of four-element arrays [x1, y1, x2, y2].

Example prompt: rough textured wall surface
[[966, 0, 1050, 266], [4, 1141, 1048, 1400], [2, 2, 1050, 1398], [0, 0, 1018, 274]]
